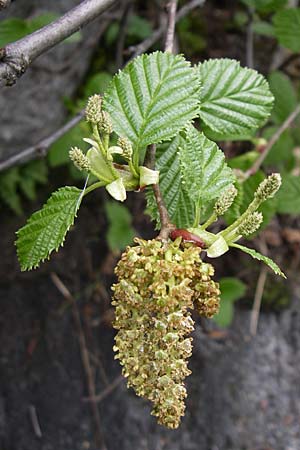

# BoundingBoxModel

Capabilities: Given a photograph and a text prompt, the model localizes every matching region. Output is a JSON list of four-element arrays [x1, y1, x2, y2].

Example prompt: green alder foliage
[[16, 187, 82, 271], [16, 51, 284, 278]]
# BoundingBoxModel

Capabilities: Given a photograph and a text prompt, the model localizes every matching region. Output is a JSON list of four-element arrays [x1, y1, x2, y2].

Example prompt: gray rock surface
[[0, 0, 108, 163]]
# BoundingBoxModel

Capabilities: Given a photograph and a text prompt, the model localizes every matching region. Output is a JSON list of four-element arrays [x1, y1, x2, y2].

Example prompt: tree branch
[[0, 0, 117, 87], [129, 0, 205, 58], [0, 111, 85, 172], [0, 0, 205, 172], [164, 0, 177, 53], [146, 0, 178, 240], [245, 103, 300, 179], [0, 0, 11, 10]]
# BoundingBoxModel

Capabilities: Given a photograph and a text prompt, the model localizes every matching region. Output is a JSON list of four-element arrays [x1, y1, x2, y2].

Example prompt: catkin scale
[[112, 238, 220, 428]]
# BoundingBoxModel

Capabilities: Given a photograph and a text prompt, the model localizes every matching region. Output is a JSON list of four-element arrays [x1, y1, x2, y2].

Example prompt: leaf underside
[[103, 51, 201, 158], [16, 186, 82, 271], [231, 243, 286, 278], [198, 58, 274, 139]]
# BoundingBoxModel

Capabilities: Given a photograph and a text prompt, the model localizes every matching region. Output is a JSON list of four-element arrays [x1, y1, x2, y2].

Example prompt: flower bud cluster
[[238, 211, 263, 236], [255, 173, 281, 202], [214, 184, 238, 216], [117, 136, 133, 160], [112, 238, 220, 428], [85, 94, 102, 124], [69, 147, 91, 172], [85, 94, 113, 134]]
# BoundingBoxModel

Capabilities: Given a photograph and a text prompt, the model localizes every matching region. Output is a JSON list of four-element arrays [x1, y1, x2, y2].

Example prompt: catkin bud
[[255, 173, 281, 202], [99, 110, 113, 135], [214, 184, 238, 216], [117, 136, 133, 160], [69, 147, 90, 172], [85, 94, 102, 124], [238, 211, 263, 236], [112, 238, 220, 429]]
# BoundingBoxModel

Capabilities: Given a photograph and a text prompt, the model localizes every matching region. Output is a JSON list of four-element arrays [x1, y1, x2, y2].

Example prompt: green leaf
[[16, 187, 82, 271], [0, 167, 22, 215], [0, 18, 28, 46], [105, 202, 135, 252], [48, 122, 87, 167], [28, 13, 59, 32], [219, 277, 247, 302], [230, 243, 286, 278], [198, 58, 274, 139], [0, 13, 80, 47], [252, 21, 275, 37], [146, 134, 195, 229], [213, 277, 246, 327], [262, 127, 294, 166], [241, 0, 287, 12], [180, 125, 234, 206], [229, 151, 259, 171], [276, 174, 300, 214], [146, 126, 234, 228], [273, 8, 300, 53], [82, 73, 112, 100], [268, 71, 298, 124], [103, 51, 200, 161], [127, 15, 153, 40]]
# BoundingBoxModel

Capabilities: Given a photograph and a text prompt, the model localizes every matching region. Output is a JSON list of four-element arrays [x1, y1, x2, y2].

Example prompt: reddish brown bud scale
[[170, 229, 206, 248]]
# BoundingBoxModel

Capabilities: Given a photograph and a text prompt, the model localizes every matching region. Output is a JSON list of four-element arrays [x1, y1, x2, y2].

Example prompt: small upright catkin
[[112, 238, 220, 428]]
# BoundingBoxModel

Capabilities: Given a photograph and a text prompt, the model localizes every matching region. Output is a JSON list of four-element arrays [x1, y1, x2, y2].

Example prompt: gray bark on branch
[[0, 0, 117, 87], [0, 0, 11, 10]]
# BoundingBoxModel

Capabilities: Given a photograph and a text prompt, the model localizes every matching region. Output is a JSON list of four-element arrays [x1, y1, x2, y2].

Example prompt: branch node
[[2, 54, 29, 86], [0, 0, 11, 10]]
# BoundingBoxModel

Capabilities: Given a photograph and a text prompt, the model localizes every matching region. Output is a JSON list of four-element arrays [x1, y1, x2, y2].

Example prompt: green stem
[[193, 204, 201, 227], [83, 181, 106, 196], [129, 160, 139, 179], [92, 124, 106, 156], [201, 212, 217, 230], [92, 124, 120, 181], [103, 133, 109, 152], [221, 197, 260, 240]]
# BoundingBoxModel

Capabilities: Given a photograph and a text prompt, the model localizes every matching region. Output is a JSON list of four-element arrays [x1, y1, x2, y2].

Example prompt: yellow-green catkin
[[112, 238, 220, 429], [192, 262, 221, 318]]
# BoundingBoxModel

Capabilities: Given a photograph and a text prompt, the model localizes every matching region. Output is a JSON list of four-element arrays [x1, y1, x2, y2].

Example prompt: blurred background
[[0, 1, 300, 449]]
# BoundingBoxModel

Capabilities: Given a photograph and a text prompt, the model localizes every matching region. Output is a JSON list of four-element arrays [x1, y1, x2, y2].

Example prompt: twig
[[83, 375, 123, 403], [245, 103, 300, 179], [165, 0, 178, 53], [249, 239, 268, 336], [0, 111, 85, 172], [144, 1, 179, 240], [129, 0, 205, 58], [0, 0, 11, 9], [0, 0, 204, 172], [250, 266, 268, 336], [0, 0, 117, 87], [50, 273, 107, 450], [115, 0, 132, 68], [246, 7, 254, 68], [28, 405, 42, 438]]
